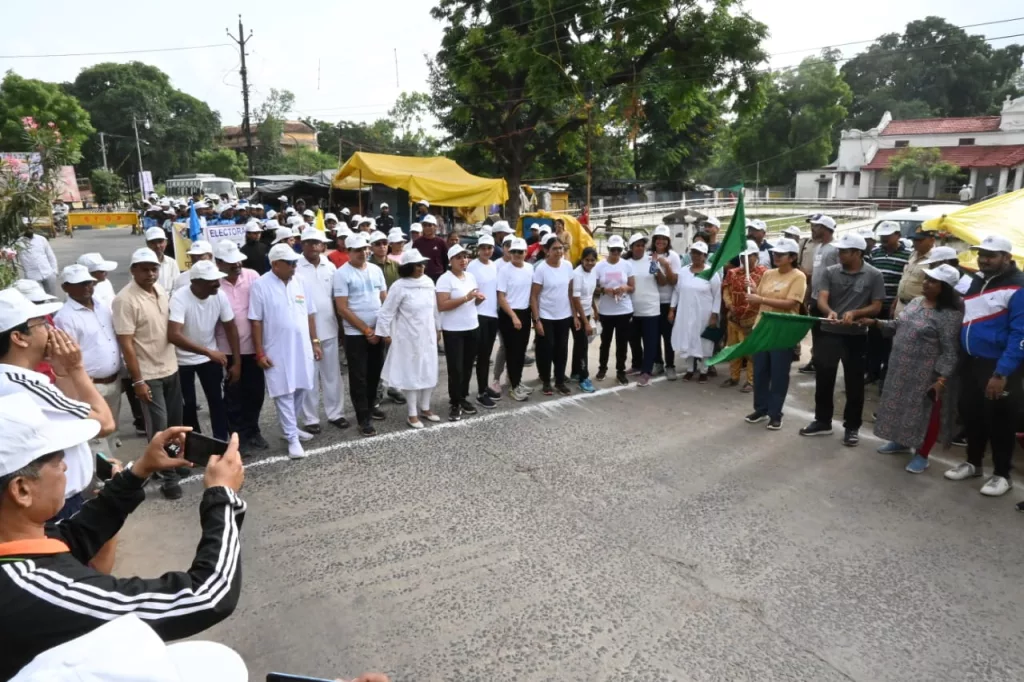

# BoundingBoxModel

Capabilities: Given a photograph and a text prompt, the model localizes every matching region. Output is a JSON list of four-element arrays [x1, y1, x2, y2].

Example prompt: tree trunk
[[504, 165, 523, 232]]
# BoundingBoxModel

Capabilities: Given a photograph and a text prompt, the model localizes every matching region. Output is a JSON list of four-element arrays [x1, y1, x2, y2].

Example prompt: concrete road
[[51, 228, 1024, 682]]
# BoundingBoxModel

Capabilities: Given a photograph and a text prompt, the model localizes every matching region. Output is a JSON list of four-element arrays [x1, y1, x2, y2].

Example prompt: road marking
[[179, 377, 666, 485]]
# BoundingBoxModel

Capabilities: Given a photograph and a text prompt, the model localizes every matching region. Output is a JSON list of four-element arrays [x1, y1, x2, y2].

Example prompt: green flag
[[707, 312, 817, 366], [699, 187, 745, 281]]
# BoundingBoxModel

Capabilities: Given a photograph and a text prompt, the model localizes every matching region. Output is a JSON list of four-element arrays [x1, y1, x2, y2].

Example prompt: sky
[[1, 0, 1022, 130]]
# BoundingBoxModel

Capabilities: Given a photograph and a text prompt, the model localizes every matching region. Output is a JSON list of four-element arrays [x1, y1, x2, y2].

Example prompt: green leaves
[[0, 72, 94, 158], [889, 147, 960, 196]]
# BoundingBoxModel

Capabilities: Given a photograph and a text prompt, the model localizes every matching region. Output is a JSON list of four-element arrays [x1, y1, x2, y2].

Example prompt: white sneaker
[[944, 462, 980, 481], [287, 441, 307, 459], [511, 385, 529, 402], [296, 429, 315, 442], [523, 383, 535, 395], [980, 475, 1013, 497]]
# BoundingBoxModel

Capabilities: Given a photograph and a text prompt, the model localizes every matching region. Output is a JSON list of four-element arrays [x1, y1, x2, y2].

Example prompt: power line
[[0, 43, 233, 59]]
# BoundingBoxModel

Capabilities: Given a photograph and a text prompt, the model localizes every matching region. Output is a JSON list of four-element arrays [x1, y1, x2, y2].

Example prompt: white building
[[795, 94, 1024, 201]]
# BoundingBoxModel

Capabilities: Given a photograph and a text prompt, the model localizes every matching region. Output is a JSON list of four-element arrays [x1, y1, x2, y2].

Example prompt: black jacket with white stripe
[[0, 469, 246, 680]]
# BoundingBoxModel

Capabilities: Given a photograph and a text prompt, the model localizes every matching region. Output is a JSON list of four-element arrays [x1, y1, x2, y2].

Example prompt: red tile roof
[[862, 145, 1024, 170], [880, 116, 1002, 136]]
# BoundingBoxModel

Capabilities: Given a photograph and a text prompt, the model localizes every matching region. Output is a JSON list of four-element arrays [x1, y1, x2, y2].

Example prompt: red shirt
[[327, 249, 349, 268], [412, 236, 448, 279]]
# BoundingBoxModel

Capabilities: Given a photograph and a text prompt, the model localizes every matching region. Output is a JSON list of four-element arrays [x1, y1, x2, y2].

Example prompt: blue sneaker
[[579, 378, 596, 393], [905, 454, 930, 474], [877, 441, 911, 454]]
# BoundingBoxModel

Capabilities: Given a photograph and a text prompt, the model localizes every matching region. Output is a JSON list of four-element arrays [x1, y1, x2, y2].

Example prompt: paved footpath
[[53, 228, 1024, 682]]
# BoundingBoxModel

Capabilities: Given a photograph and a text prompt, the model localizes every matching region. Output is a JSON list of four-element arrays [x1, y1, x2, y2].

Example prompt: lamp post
[[132, 114, 150, 200]]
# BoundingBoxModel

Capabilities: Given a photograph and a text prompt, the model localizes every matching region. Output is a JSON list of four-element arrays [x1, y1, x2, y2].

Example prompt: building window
[[839, 172, 846, 186], [853, 172, 861, 186], [894, 140, 910, 148], [959, 138, 975, 146]]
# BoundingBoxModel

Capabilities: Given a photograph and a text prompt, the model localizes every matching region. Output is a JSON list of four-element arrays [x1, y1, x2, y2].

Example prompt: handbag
[[700, 325, 723, 342]]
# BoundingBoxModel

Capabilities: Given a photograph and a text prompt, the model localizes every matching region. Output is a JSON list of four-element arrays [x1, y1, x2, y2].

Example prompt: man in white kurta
[[295, 228, 347, 432], [248, 243, 322, 458]]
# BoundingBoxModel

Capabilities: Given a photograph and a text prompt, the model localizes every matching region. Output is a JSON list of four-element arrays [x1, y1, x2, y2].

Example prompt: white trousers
[[274, 389, 306, 443], [404, 388, 434, 418], [301, 337, 344, 424]]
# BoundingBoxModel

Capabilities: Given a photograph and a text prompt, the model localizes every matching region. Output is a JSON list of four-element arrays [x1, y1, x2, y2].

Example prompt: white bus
[[165, 174, 239, 199]]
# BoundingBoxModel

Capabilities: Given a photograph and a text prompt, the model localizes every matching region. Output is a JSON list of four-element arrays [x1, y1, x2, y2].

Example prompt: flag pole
[[743, 249, 751, 295]]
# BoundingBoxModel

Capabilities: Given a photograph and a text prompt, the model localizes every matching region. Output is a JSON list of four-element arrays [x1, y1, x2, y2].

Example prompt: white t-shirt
[[169, 287, 235, 366], [497, 262, 534, 310], [594, 259, 634, 316], [629, 253, 661, 317], [573, 265, 598, 315], [654, 250, 682, 303], [436, 270, 480, 331], [532, 259, 574, 320], [467, 258, 498, 318], [333, 262, 386, 335]]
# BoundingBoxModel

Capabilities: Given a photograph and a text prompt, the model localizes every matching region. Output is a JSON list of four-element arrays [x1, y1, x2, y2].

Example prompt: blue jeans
[[629, 315, 661, 374], [753, 349, 793, 420]]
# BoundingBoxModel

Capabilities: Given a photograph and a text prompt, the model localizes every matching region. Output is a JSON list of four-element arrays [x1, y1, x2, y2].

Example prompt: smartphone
[[95, 453, 114, 481], [267, 674, 337, 682], [183, 432, 228, 468], [926, 387, 938, 403]]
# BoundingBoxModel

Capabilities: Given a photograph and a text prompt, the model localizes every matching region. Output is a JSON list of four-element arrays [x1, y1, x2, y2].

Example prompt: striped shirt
[[868, 245, 910, 304]]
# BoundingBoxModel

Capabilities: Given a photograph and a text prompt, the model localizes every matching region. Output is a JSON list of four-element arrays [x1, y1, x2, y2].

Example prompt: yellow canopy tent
[[332, 151, 508, 207], [333, 174, 365, 191], [516, 211, 595, 264], [923, 188, 1024, 269]]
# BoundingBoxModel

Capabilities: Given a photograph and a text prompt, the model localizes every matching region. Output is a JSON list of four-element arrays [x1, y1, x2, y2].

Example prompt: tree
[[429, 0, 768, 222], [192, 148, 248, 179], [0, 72, 94, 158], [65, 62, 220, 181], [888, 147, 960, 196], [277, 147, 339, 175], [730, 54, 852, 186], [89, 168, 124, 204], [841, 17, 1024, 130], [252, 89, 295, 174]]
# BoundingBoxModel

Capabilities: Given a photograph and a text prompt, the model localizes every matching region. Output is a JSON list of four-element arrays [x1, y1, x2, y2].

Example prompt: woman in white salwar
[[669, 241, 722, 383], [375, 248, 442, 429]]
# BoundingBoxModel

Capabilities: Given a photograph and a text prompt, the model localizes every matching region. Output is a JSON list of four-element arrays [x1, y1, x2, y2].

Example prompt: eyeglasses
[[25, 319, 51, 331]]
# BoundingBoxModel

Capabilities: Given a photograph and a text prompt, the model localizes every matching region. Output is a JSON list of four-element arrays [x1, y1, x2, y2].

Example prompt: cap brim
[[406, 256, 429, 265], [36, 417, 101, 460], [271, 253, 300, 262], [218, 255, 247, 263], [63, 276, 97, 284]]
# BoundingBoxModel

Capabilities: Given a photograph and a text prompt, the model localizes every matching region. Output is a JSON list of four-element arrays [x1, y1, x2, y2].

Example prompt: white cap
[[302, 209, 315, 218], [244, 220, 263, 233], [478, 226, 493, 236], [922, 245, 958, 265], [410, 223, 423, 233], [13, 280, 57, 303], [286, 216, 303, 227], [334, 225, 353, 238], [358, 216, 375, 226], [740, 239, 760, 257], [194, 201, 210, 210], [145, 226, 166, 241], [0, 289, 61, 332], [285, 207, 297, 215], [858, 228, 877, 241], [214, 240, 247, 264], [266, 209, 278, 220], [689, 241, 709, 255], [272, 227, 295, 244], [528, 223, 541, 232], [607, 235, 625, 250], [300, 228, 330, 243], [130, 247, 160, 265], [542, 233, 558, 246], [538, 224, 552, 235], [380, 202, 389, 209], [60, 264, 97, 285], [264, 219, 280, 231], [971, 234, 1014, 254], [417, 199, 430, 208], [806, 213, 837, 231], [875, 220, 901, 237], [703, 215, 721, 229], [652, 224, 671, 239], [268, 243, 300, 262], [346, 234, 369, 250], [77, 252, 118, 272], [388, 230, 407, 243], [492, 220, 512, 234], [782, 226, 802, 239], [628, 232, 647, 247], [477, 234, 495, 247], [341, 207, 351, 215], [447, 243, 469, 259], [0, 393, 98, 477], [769, 237, 800, 254], [924, 264, 962, 288], [186, 240, 213, 256], [510, 238, 528, 251], [400, 248, 429, 266], [502, 234, 515, 244], [835, 232, 868, 251], [277, 195, 288, 202], [747, 219, 767, 232], [324, 213, 338, 222], [350, 214, 362, 224], [420, 214, 438, 226], [368, 230, 388, 244], [189, 260, 228, 281]]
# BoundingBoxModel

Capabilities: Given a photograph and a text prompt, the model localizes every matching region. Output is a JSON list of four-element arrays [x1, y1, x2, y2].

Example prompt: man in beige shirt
[[895, 229, 936, 315], [112, 247, 183, 499]]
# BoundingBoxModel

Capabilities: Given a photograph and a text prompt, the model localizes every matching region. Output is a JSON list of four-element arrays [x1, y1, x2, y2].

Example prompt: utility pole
[[98, 132, 108, 171], [585, 99, 593, 220], [132, 114, 148, 201], [228, 15, 255, 193]]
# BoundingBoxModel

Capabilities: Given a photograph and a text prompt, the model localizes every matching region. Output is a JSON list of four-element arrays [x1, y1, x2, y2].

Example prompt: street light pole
[[132, 115, 148, 201], [98, 132, 108, 170]]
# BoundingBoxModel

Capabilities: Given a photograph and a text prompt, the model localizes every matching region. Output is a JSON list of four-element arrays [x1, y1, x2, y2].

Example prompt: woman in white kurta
[[669, 241, 722, 382], [375, 248, 441, 428]]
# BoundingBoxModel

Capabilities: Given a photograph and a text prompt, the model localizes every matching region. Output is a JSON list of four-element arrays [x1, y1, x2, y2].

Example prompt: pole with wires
[[227, 16, 255, 193]]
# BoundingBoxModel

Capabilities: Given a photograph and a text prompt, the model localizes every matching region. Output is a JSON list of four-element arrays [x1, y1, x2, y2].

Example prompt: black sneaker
[[476, 393, 497, 409], [524, 354, 535, 366], [160, 481, 183, 500], [842, 428, 860, 447], [745, 411, 768, 424], [387, 387, 407, 404], [360, 422, 377, 437], [329, 417, 351, 430], [595, 368, 607, 381], [542, 383, 554, 396], [767, 417, 783, 431], [449, 405, 462, 421], [303, 423, 322, 435], [952, 431, 967, 447], [799, 421, 833, 436], [371, 407, 387, 421], [247, 433, 270, 450], [555, 383, 571, 396], [460, 399, 478, 415], [485, 387, 501, 400], [798, 362, 816, 374], [616, 371, 628, 386]]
